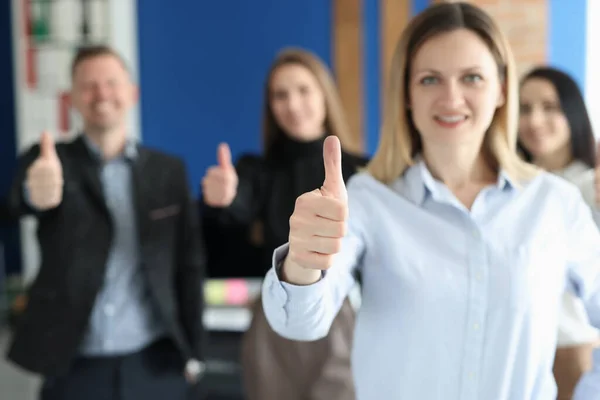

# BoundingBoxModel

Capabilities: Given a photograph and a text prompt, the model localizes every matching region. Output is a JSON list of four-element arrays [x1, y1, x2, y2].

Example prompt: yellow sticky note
[[205, 280, 226, 305]]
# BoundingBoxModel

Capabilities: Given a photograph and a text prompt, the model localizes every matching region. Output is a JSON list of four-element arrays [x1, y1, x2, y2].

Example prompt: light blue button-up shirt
[[78, 136, 166, 356], [262, 159, 600, 400]]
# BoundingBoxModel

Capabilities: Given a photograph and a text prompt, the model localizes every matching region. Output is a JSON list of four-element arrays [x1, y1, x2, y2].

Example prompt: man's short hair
[[71, 45, 130, 79]]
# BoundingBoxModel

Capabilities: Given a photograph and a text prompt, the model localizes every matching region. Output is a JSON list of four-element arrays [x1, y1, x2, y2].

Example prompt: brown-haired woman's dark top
[[202, 134, 368, 278], [201, 135, 367, 400]]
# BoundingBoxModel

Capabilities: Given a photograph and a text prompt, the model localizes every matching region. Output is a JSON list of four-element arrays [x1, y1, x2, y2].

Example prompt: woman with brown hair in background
[[201, 47, 368, 399]]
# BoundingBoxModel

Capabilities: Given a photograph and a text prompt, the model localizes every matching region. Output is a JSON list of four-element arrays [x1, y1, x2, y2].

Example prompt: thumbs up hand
[[285, 136, 348, 281], [202, 143, 239, 207], [25, 131, 64, 210]]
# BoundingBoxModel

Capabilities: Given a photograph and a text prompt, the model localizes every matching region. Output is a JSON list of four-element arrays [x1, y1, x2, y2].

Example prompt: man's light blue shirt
[[77, 136, 166, 356], [262, 160, 600, 400]]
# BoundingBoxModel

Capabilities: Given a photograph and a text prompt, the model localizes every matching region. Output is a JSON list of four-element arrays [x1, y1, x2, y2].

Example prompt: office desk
[[198, 278, 262, 400]]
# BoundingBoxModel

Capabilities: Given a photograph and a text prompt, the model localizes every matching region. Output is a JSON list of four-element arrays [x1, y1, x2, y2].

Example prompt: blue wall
[[0, 2, 21, 276], [548, 0, 587, 93], [363, 0, 381, 155], [412, 0, 430, 14], [137, 1, 332, 196]]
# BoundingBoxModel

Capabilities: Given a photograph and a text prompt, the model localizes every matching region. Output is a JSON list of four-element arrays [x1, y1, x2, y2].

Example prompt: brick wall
[[434, 0, 548, 77]]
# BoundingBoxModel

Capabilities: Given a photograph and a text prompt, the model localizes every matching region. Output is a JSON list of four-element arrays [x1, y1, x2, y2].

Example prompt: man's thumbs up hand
[[25, 131, 64, 210]]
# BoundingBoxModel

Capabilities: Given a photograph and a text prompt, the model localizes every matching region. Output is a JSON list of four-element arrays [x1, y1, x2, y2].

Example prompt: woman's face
[[269, 63, 326, 142], [518, 78, 571, 161], [408, 28, 505, 152]]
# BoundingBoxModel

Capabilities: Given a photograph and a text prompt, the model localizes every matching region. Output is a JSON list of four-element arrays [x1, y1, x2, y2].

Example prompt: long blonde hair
[[261, 48, 361, 155], [367, 2, 538, 184]]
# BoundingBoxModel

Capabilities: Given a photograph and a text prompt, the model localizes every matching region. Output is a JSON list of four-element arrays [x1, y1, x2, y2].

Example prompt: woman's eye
[[420, 76, 438, 85], [463, 74, 482, 83]]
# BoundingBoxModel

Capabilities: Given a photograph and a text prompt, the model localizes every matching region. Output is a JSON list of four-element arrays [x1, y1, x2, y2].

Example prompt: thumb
[[39, 131, 58, 160], [321, 135, 347, 201], [217, 143, 233, 169]]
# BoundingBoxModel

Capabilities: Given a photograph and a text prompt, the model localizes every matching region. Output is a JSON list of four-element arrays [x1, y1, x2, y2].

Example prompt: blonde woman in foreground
[[260, 3, 600, 400]]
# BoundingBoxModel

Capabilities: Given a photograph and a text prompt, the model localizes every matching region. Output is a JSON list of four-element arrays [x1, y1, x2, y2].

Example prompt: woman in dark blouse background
[[201, 48, 367, 400]]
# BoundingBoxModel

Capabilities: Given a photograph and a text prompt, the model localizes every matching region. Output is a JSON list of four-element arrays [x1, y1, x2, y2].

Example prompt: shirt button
[[476, 274, 482, 281], [104, 304, 115, 316], [473, 323, 480, 330]]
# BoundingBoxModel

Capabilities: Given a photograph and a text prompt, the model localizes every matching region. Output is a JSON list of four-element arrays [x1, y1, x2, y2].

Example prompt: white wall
[[586, 0, 599, 138], [108, 0, 141, 141], [11, 0, 140, 283]]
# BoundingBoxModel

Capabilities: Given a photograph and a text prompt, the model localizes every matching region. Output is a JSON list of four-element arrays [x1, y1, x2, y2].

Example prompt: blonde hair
[[261, 47, 361, 154], [367, 1, 538, 184]]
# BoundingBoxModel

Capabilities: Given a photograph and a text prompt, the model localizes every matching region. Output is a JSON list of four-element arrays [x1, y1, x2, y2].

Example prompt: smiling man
[[5, 45, 206, 400]]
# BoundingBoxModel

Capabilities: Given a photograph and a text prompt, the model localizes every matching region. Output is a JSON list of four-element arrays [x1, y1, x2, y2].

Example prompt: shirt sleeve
[[563, 189, 600, 399], [261, 185, 368, 342], [573, 171, 600, 231]]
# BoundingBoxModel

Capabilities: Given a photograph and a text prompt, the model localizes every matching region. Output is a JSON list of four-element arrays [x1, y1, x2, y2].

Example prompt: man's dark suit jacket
[[4, 135, 206, 376]]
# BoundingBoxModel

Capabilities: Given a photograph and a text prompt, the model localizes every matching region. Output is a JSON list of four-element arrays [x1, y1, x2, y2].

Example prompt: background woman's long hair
[[261, 48, 362, 155]]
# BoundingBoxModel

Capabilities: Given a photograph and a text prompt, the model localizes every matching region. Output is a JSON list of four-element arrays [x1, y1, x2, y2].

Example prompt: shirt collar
[[396, 157, 518, 206], [81, 133, 138, 161]]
